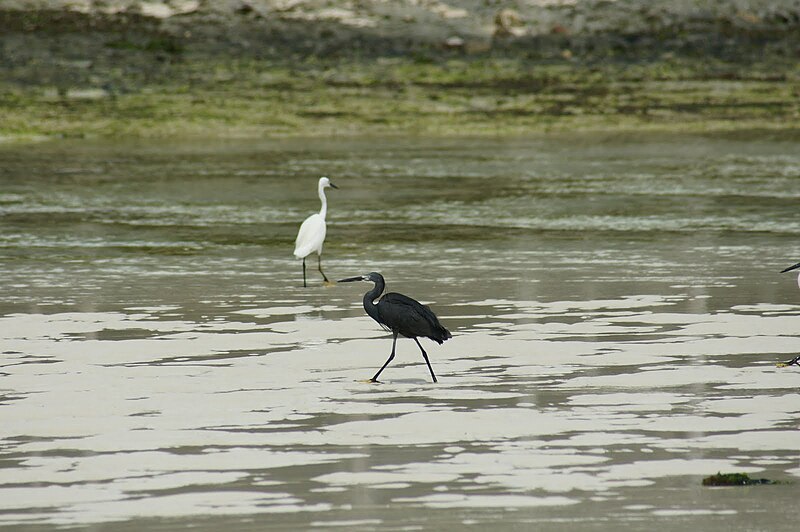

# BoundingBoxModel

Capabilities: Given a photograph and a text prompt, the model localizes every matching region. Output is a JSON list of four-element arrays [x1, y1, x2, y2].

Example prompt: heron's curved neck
[[318, 183, 328, 219], [363, 278, 385, 322]]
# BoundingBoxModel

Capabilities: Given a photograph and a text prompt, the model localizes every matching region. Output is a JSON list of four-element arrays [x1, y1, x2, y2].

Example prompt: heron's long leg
[[371, 331, 397, 383], [414, 338, 438, 383], [778, 355, 800, 367], [318, 254, 330, 283], [302, 258, 307, 288]]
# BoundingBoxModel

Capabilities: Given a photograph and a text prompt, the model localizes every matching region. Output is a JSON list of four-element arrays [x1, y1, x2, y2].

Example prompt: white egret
[[294, 176, 338, 287], [778, 261, 800, 367]]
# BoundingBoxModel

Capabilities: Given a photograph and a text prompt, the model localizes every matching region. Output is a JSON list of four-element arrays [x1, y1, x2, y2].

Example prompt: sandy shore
[[1, 1, 799, 140]]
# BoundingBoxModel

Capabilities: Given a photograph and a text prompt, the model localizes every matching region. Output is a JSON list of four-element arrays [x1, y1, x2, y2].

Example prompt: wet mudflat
[[1, 134, 800, 530]]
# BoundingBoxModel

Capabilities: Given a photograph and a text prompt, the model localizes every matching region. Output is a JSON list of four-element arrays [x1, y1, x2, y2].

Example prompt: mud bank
[[1, 1, 799, 140]]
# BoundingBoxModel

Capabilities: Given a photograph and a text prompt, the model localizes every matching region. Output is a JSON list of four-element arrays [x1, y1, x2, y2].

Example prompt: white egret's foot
[[323, 280, 337, 288], [777, 355, 800, 368]]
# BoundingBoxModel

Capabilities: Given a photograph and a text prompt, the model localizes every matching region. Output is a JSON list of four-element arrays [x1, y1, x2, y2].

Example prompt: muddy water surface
[[1, 135, 800, 530]]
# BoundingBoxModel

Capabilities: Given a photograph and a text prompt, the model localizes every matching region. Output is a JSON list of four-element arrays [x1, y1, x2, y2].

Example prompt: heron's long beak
[[781, 262, 800, 273], [338, 275, 364, 283], [329, 182, 339, 189]]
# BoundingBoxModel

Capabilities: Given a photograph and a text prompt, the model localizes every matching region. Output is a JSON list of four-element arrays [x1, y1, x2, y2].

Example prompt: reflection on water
[[1, 135, 800, 529]]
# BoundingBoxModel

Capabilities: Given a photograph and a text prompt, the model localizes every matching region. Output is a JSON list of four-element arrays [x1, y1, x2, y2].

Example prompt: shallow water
[[1, 134, 800, 530]]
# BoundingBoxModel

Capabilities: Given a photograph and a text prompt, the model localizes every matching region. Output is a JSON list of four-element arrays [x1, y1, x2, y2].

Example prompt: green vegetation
[[106, 37, 183, 54], [702, 472, 775, 486], [2, 55, 799, 141]]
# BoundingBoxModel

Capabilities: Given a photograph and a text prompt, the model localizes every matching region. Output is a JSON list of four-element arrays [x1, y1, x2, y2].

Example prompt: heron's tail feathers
[[431, 325, 452, 344]]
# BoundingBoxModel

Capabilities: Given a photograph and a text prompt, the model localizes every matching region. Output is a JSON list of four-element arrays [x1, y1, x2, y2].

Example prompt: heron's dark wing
[[378, 292, 451, 343]]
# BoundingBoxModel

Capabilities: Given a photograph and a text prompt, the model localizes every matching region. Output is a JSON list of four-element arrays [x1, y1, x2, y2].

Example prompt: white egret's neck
[[318, 180, 328, 219], [796, 271, 800, 290]]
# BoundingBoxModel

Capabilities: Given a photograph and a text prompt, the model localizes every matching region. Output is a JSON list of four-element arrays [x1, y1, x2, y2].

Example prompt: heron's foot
[[777, 355, 800, 368], [368, 377, 381, 384]]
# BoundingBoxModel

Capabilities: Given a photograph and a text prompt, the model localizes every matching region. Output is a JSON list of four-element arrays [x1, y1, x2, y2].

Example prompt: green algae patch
[[2, 3, 800, 141], [3, 56, 799, 142], [702, 472, 775, 486]]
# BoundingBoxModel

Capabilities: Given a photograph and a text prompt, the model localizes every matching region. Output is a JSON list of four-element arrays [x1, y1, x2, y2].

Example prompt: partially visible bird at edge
[[338, 272, 451, 383], [778, 261, 800, 367], [294, 176, 338, 287]]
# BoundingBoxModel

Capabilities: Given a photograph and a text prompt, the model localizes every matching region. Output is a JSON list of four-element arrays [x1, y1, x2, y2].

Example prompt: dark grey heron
[[294, 177, 338, 287], [779, 261, 800, 367], [338, 272, 451, 383]]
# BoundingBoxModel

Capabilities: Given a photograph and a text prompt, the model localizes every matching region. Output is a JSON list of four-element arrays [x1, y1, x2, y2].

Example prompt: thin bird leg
[[414, 338, 438, 383], [302, 258, 307, 288], [317, 254, 330, 283], [371, 331, 397, 383], [777, 355, 800, 368]]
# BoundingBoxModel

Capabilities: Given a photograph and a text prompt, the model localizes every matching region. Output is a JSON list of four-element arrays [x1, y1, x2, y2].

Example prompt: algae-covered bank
[[1, 0, 799, 141]]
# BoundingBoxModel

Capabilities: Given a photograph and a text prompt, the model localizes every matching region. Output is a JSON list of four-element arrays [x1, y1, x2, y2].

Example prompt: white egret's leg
[[318, 254, 329, 283]]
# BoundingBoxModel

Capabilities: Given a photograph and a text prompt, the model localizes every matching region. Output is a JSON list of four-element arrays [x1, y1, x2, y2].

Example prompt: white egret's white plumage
[[779, 261, 800, 367], [294, 176, 338, 287]]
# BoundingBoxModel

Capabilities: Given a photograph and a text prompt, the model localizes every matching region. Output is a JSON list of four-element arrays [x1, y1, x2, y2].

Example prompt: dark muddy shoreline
[[1, 1, 799, 141]]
